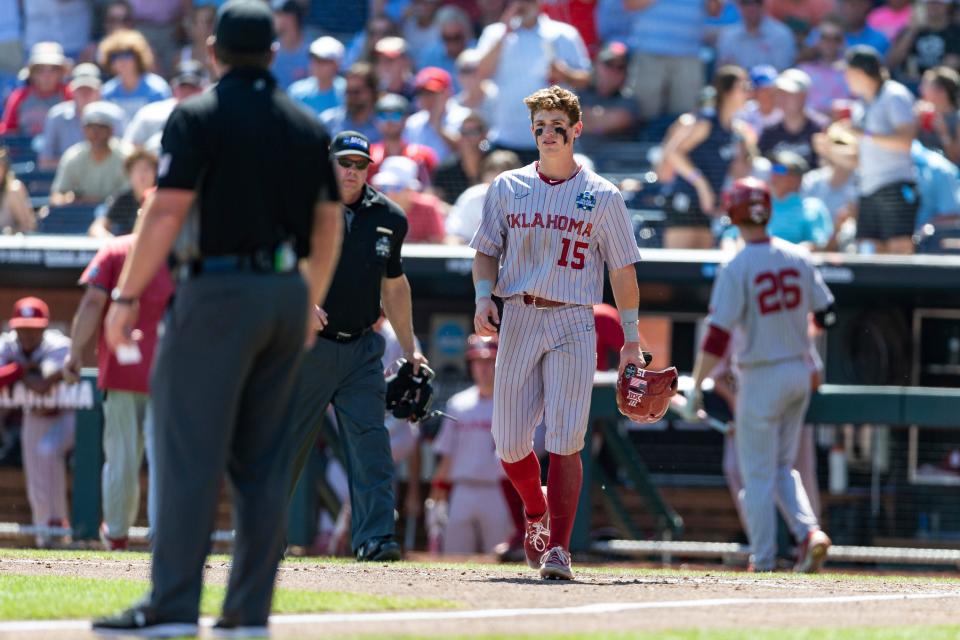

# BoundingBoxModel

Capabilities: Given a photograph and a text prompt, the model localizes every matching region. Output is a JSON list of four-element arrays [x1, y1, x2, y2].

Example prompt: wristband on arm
[[620, 308, 640, 342], [475, 279, 493, 302]]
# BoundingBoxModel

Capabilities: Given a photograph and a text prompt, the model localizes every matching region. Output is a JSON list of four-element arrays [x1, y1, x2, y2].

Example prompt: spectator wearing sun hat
[[0, 296, 75, 548], [0, 42, 71, 136], [51, 101, 130, 205], [404, 67, 470, 163], [39, 63, 104, 170], [372, 155, 446, 243], [288, 36, 347, 117]]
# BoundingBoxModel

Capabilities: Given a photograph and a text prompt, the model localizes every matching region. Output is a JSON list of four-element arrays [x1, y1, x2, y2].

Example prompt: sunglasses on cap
[[337, 157, 371, 170], [377, 110, 406, 122]]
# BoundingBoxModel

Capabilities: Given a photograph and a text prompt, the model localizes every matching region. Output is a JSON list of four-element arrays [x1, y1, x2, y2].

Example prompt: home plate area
[[2, 557, 960, 638]]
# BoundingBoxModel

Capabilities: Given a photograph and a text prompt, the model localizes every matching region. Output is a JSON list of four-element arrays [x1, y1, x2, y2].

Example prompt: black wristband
[[110, 288, 137, 305]]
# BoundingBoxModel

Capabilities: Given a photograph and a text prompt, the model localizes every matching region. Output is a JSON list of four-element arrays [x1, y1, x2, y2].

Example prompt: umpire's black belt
[[177, 251, 297, 280], [318, 326, 372, 343]]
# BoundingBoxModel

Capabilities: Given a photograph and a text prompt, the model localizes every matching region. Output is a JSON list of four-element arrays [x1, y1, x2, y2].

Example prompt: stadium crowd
[[0, 0, 954, 252], [0, 0, 959, 551]]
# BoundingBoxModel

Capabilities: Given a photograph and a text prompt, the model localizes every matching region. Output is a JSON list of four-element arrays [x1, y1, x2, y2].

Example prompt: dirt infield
[[1, 555, 959, 638]]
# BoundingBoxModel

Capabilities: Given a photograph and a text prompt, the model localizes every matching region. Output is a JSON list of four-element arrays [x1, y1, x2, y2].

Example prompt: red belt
[[521, 294, 567, 309]]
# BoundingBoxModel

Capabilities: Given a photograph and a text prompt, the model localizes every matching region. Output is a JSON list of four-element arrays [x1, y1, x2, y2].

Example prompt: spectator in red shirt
[[368, 93, 438, 188], [372, 155, 446, 243], [542, 0, 600, 55], [63, 211, 174, 550], [0, 42, 70, 136]]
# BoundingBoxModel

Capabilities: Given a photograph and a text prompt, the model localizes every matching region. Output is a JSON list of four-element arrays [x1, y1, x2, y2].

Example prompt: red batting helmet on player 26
[[616, 364, 679, 423], [724, 176, 772, 226]]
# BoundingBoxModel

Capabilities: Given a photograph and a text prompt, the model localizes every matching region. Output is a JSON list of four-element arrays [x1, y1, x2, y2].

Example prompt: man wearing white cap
[[372, 155, 446, 243], [39, 63, 103, 170], [289, 36, 347, 116], [51, 101, 130, 205], [0, 42, 70, 136], [758, 68, 828, 168]]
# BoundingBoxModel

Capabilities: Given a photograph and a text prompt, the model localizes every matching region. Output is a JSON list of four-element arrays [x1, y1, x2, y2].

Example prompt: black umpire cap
[[331, 130, 372, 160], [216, 0, 276, 54]]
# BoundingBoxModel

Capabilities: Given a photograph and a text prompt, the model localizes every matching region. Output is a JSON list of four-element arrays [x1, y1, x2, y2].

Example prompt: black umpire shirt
[[157, 67, 338, 258], [323, 184, 408, 334]]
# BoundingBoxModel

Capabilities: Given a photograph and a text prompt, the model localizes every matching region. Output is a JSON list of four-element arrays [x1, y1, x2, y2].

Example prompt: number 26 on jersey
[[755, 268, 801, 315]]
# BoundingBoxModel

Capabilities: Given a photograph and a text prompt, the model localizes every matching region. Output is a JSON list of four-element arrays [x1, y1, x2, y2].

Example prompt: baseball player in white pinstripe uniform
[[689, 177, 835, 573], [470, 86, 643, 580]]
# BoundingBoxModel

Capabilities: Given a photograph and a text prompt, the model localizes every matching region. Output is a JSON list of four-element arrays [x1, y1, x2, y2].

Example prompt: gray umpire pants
[[289, 330, 396, 553], [148, 272, 307, 625]]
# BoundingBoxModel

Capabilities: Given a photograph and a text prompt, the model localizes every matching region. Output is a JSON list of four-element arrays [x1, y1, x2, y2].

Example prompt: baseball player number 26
[[755, 268, 801, 315], [557, 239, 589, 270]]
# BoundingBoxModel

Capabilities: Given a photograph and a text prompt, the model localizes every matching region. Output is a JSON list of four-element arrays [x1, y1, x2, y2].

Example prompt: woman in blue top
[[661, 65, 751, 249], [99, 29, 172, 125]]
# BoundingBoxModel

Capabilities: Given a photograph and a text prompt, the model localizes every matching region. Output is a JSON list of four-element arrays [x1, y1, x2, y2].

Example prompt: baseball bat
[[669, 394, 731, 435]]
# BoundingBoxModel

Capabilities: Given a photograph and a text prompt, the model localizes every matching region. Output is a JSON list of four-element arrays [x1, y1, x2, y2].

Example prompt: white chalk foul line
[[1, 591, 959, 633]]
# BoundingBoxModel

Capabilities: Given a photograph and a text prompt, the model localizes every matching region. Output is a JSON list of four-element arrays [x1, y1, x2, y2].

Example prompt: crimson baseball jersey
[[470, 162, 641, 305], [707, 237, 834, 367]]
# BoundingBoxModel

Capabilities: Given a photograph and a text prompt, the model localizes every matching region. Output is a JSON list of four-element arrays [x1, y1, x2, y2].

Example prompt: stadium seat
[[19, 169, 56, 199], [1, 134, 38, 164], [36, 204, 98, 234]]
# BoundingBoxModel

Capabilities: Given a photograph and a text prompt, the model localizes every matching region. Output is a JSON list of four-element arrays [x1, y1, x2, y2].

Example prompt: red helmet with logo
[[616, 365, 679, 424], [724, 177, 771, 226], [465, 334, 497, 361]]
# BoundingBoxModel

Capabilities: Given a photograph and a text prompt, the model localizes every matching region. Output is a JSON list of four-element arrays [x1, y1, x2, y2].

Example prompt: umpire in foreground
[[288, 130, 427, 561], [94, 1, 342, 636]]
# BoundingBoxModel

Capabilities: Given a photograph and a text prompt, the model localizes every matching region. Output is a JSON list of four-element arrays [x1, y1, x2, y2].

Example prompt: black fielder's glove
[[385, 359, 436, 422]]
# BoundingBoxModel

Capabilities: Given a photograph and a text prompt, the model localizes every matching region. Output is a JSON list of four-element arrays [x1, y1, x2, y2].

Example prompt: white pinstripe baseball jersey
[[707, 237, 834, 367], [433, 387, 503, 484], [469, 162, 641, 305]]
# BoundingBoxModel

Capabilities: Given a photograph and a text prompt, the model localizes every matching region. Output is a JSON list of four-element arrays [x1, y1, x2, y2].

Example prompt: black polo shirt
[[157, 67, 338, 258], [323, 184, 408, 334]]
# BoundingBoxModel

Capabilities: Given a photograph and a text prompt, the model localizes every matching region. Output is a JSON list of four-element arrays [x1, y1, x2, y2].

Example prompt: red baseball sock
[[501, 452, 546, 519], [546, 452, 583, 551], [500, 478, 526, 545]]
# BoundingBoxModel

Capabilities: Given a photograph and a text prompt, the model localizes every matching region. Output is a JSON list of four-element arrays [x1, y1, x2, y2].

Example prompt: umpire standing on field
[[289, 130, 427, 561], [93, 1, 342, 636]]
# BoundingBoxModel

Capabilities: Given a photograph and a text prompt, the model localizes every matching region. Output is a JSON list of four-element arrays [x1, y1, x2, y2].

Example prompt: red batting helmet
[[616, 364, 679, 424], [724, 177, 771, 226], [465, 334, 497, 361]]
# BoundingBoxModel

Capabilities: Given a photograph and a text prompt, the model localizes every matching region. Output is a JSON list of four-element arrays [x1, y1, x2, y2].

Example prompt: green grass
[[0, 574, 455, 620]]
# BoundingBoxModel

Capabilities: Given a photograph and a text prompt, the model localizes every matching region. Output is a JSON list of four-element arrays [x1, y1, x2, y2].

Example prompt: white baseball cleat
[[794, 529, 831, 573], [539, 546, 574, 581]]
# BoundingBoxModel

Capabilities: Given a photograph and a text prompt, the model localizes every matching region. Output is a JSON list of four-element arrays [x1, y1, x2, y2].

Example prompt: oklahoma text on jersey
[[506, 212, 594, 237]]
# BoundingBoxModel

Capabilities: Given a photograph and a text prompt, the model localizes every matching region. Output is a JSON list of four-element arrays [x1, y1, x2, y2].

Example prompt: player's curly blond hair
[[523, 86, 582, 125]]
